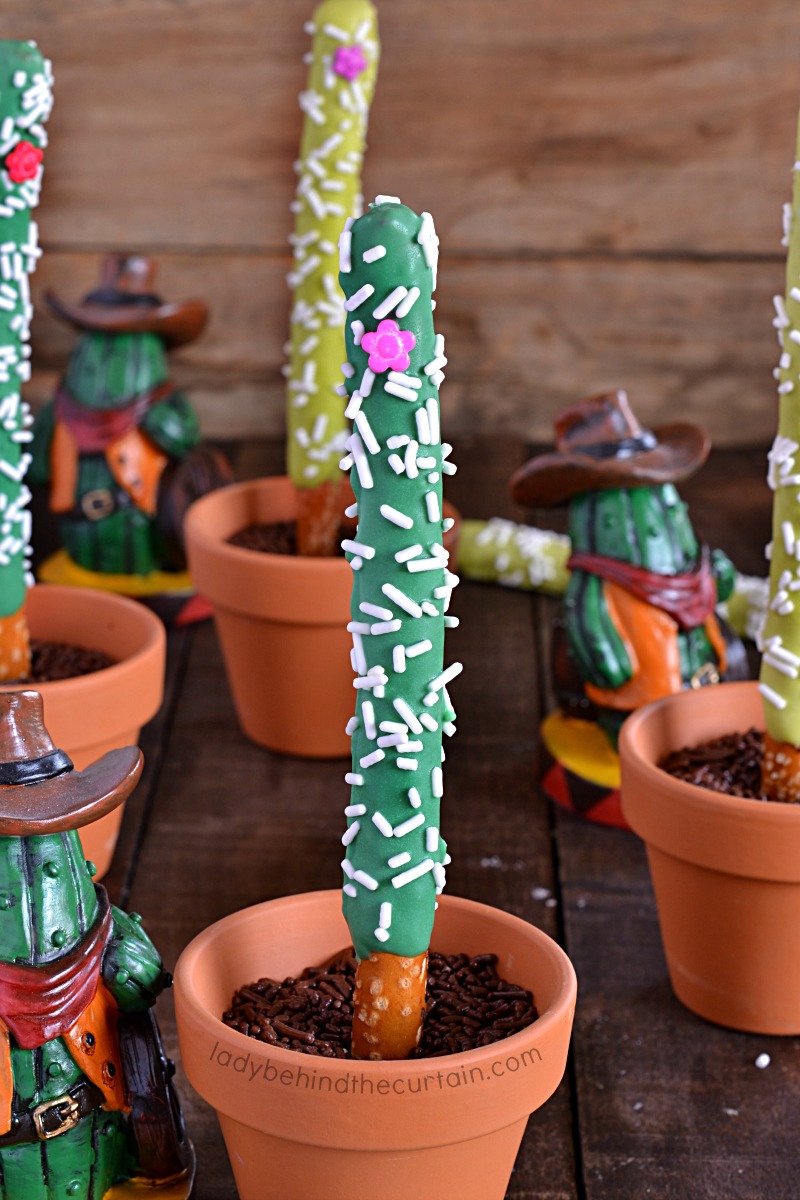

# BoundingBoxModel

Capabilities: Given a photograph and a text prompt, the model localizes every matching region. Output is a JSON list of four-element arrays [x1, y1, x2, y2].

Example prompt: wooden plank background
[[2, 0, 799, 445]]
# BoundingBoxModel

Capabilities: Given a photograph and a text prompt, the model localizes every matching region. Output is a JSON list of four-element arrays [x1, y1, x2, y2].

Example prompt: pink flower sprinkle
[[361, 319, 417, 373], [333, 45, 368, 81]]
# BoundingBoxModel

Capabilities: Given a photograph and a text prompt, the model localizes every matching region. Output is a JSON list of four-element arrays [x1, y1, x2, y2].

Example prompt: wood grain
[[28, 254, 786, 445]]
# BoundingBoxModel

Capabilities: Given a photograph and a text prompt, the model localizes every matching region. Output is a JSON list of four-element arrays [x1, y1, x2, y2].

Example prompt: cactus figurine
[[0, 690, 193, 1198], [338, 198, 459, 1059], [30, 255, 231, 598], [510, 390, 744, 826], [286, 0, 379, 556]]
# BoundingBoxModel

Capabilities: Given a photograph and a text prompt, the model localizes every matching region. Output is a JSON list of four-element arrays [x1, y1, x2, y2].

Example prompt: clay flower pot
[[184, 476, 461, 758], [5, 583, 166, 878], [174, 889, 576, 1200], [620, 679, 800, 1034]]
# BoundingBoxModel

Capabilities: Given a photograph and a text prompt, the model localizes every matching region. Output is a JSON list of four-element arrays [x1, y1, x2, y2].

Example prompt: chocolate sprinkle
[[227, 520, 350, 558], [660, 728, 766, 800], [6, 639, 115, 685], [222, 950, 538, 1059]]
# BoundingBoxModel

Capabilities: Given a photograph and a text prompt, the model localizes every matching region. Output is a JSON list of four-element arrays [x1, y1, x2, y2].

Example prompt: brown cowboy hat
[[509, 390, 710, 507], [0, 691, 142, 836], [46, 254, 208, 348]]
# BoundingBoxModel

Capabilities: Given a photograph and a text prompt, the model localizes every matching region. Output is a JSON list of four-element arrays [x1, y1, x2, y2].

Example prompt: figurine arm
[[142, 391, 201, 458], [711, 548, 736, 605], [564, 572, 634, 690], [28, 400, 55, 486], [103, 906, 170, 1013]]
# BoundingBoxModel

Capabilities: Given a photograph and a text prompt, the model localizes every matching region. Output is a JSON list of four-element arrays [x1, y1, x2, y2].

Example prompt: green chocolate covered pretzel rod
[[0, 42, 52, 680], [338, 198, 458, 1059], [286, 0, 379, 555], [759, 113, 800, 800]]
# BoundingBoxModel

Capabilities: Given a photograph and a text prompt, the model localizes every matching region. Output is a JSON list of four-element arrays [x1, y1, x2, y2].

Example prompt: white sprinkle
[[360, 748, 386, 769], [352, 319, 365, 346], [344, 772, 364, 786], [385, 380, 419, 402], [397, 758, 418, 771], [755, 1053, 771, 1069], [374, 928, 390, 942], [362, 700, 377, 739], [444, 616, 460, 629], [423, 692, 438, 706], [373, 286, 409, 320], [341, 821, 360, 846], [416, 408, 432, 445], [378, 902, 393, 929], [12, 71, 25, 88], [344, 502, 358, 518], [407, 557, 445, 573], [341, 363, 355, 379], [383, 583, 423, 618], [406, 640, 433, 658], [339, 454, 354, 471], [408, 788, 422, 809], [424, 355, 447, 377], [397, 740, 424, 753], [763, 654, 798, 678], [344, 391, 363, 419], [348, 434, 374, 488], [388, 852, 411, 869], [380, 503, 414, 529], [361, 602, 393, 620], [372, 811, 394, 837], [388, 371, 421, 390], [354, 870, 379, 891], [405, 440, 420, 478], [395, 287, 420, 318], [783, 521, 796, 554], [371, 619, 402, 635], [433, 863, 447, 890], [345, 283, 375, 311], [387, 454, 405, 475], [347, 621, 371, 634], [432, 767, 444, 798], [378, 733, 405, 748], [345, 716, 360, 735], [392, 859, 435, 889], [421, 713, 439, 732], [363, 244, 386, 263], [387, 434, 410, 449], [428, 662, 464, 692], [426, 398, 441, 444], [354, 410, 380, 454], [360, 367, 376, 397], [395, 544, 423, 562], [345, 804, 367, 817], [426, 492, 441, 522], [393, 645, 406, 673], [381, 721, 408, 734], [426, 827, 439, 852], [394, 814, 426, 839], [343, 883, 358, 898], [374, 194, 401, 205], [341, 858, 355, 879], [342, 538, 375, 560], [759, 682, 788, 710], [393, 698, 423, 734], [338, 230, 352, 273], [312, 413, 328, 443]]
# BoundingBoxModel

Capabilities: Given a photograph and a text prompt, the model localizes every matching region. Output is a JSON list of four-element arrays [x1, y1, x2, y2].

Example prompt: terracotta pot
[[184, 476, 461, 758], [174, 889, 576, 1200], [620, 679, 800, 1034], [3, 584, 166, 879]]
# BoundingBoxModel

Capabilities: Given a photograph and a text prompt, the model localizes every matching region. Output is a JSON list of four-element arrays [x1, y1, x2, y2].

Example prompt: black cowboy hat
[[46, 254, 208, 349], [0, 690, 142, 835], [509, 390, 710, 508]]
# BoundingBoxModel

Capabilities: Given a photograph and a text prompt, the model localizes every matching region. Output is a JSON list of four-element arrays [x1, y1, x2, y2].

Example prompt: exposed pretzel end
[[351, 951, 427, 1061], [762, 732, 800, 803]]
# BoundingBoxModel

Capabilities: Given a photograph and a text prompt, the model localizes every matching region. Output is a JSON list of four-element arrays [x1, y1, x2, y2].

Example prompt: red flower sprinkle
[[5, 141, 43, 184]]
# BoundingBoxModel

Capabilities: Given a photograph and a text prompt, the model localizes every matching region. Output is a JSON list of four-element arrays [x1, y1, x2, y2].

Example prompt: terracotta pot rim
[[175, 889, 576, 1078], [8, 583, 166, 700], [620, 680, 791, 823]]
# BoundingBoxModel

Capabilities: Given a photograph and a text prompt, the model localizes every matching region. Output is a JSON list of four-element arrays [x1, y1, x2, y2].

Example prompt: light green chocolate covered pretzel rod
[[338, 198, 458, 1059], [0, 42, 52, 680], [286, 0, 379, 555], [759, 113, 800, 801]]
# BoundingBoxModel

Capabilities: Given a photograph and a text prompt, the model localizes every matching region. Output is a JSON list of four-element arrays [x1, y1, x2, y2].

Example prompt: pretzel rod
[[286, 0, 379, 556], [0, 43, 52, 681], [338, 199, 457, 1059], [758, 114, 800, 800]]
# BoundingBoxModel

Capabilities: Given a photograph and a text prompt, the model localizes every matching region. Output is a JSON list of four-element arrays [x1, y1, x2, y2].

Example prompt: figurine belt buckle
[[32, 1092, 80, 1140], [81, 488, 114, 521], [689, 664, 720, 690]]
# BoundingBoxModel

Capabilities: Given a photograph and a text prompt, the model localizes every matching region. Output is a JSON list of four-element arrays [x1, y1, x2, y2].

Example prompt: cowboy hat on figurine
[[0, 690, 194, 1198]]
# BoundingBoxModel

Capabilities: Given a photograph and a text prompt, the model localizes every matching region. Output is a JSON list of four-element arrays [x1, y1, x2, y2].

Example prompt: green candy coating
[[339, 200, 456, 961], [760, 115, 800, 745], [286, 0, 379, 490], [0, 42, 51, 619]]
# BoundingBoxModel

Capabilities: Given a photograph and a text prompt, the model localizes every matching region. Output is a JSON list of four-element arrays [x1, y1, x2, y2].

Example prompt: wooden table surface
[[89, 434, 799, 1200]]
